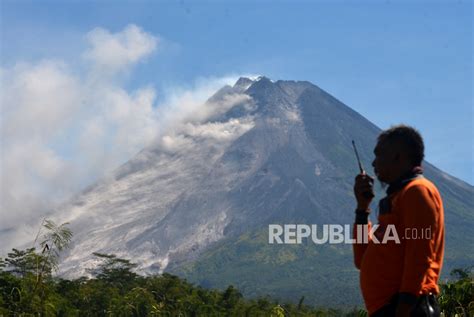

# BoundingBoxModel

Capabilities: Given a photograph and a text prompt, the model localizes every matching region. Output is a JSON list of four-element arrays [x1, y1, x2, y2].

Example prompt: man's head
[[372, 125, 424, 184]]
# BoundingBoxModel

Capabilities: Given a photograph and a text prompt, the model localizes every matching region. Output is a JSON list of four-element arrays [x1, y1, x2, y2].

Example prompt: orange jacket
[[353, 177, 445, 315]]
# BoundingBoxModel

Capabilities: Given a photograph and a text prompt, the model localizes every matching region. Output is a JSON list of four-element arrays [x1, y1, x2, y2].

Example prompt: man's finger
[[355, 177, 373, 185], [357, 185, 373, 192], [355, 174, 370, 181]]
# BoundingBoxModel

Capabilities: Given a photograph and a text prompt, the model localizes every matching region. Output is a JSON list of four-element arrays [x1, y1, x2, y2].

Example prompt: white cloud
[[158, 118, 255, 154], [154, 77, 248, 133], [2, 61, 82, 141], [183, 118, 254, 140], [84, 24, 158, 73], [0, 24, 246, 252], [1, 61, 83, 236]]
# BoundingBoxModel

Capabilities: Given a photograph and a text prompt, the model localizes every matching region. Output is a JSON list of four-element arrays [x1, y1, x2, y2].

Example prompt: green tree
[[220, 285, 243, 310], [89, 253, 138, 291], [4, 248, 38, 277], [0, 219, 72, 316], [439, 267, 474, 317], [0, 257, 6, 271], [35, 219, 73, 272]]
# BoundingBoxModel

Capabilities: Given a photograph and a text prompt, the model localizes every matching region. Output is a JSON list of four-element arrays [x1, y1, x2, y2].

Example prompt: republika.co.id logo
[[268, 224, 432, 245]]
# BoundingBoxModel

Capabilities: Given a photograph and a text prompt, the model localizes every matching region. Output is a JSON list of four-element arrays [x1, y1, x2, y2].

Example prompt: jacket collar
[[386, 166, 424, 196]]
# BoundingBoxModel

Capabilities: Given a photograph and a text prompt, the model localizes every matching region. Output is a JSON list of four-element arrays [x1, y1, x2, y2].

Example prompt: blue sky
[[1, 0, 472, 188]]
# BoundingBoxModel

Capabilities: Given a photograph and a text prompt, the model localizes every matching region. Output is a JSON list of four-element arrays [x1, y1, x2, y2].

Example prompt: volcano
[[56, 76, 474, 307]]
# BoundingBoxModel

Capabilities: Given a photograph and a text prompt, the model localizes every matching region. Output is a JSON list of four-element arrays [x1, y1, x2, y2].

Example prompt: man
[[353, 125, 444, 317]]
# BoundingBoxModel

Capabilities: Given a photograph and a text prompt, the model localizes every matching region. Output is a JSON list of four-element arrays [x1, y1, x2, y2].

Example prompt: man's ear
[[392, 142, 405, 163], [395, 151, 412, 167]]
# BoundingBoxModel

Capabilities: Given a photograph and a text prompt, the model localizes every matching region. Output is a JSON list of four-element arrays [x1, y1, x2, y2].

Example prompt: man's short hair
[[378, 124, 425, 166]]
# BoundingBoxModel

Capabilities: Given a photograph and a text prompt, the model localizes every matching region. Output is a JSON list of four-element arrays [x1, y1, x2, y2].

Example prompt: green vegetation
[[438, 267, 474, 317], [0, 249, 365, 316], [1, 221, 472, 316]]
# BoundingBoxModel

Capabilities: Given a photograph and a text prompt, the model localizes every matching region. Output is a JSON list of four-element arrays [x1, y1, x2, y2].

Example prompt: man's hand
[[354, 172, 375, 210]]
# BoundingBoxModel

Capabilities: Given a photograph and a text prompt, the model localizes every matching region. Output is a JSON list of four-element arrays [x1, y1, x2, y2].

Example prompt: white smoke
[[0, 24, 247, 252]]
